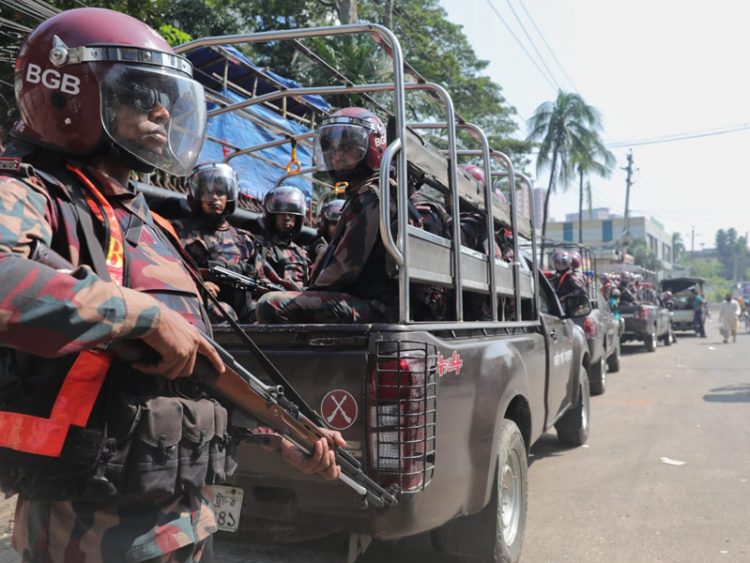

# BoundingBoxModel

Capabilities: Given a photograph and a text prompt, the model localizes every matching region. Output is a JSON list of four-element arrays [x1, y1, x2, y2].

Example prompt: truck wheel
[[589, 357, 606, 396], [430, 420, 527, 563], [644, 331, 657, 352], [555, 374, 590, 447], [661, 326, 673, 346], [606, 343, 621, 373]]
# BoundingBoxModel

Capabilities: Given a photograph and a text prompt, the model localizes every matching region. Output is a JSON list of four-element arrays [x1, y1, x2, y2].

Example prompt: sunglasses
[[121, 83, 173, 114]]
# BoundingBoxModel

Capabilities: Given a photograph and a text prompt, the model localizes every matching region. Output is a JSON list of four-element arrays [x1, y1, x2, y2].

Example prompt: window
[[563, 222, 573, 242], [602, 220, 613, 242]]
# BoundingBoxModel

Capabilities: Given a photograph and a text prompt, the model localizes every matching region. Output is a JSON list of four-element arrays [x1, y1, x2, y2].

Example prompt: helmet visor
[[265, 187, 306, 216], [95, 64, 206, 176], [189, 164, 238, 202], [314, 124, 368, 172]]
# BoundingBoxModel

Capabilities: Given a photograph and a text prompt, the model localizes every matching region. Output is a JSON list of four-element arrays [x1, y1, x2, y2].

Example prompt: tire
[[555, 372, 590, 447], [588, 356, 606, 396], [430, 420, 528, 563], [606, 342, 621, 373], [662, 326, 673, 346], [644, 330, 657, 352]]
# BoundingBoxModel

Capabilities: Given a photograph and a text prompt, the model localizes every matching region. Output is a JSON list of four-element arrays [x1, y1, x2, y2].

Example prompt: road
[[1, 315, 748, 562]]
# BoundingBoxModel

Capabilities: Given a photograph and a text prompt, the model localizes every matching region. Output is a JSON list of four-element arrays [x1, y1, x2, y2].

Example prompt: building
[[546, 208, 674, 272]]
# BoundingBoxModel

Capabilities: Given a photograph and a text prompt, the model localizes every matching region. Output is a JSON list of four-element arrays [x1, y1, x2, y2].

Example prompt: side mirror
[[562, 294, 592, 318]]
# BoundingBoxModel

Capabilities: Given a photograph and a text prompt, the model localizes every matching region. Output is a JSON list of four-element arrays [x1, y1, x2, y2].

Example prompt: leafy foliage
[[628, 237, 661, 271], [715, 228, 748, 281], [526, 90, 608, 242]]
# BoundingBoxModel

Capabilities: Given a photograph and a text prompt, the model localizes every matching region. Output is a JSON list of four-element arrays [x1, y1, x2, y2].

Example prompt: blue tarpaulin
[[199, 88, 314, 199], [187, 45, 332, 200]]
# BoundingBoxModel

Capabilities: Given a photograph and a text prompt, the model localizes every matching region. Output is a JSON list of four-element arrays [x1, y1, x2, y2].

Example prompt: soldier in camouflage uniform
[[255, 185, 310, 291], [0, 9, 343, 562], [307, 198, 345, 265], [256, 107, 398, 324], [176, 162, 257, 323]]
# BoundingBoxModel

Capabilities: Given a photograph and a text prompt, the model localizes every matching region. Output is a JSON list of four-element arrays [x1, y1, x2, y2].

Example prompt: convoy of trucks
[[134, 23, 686, 563]]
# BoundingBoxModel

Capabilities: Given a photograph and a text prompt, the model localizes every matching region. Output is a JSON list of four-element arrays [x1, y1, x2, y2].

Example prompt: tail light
[[583, 317, 596, 336], [637, 306, 649, 320], [368, 341, 437, 493]]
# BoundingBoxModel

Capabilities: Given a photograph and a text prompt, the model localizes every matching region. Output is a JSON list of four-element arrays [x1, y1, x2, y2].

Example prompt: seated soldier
[[176, 162, 257, 322], [256, 107, 398, 323], [308, 198, 345, 265], [550, 249, 586, 301], [256, 185, 310, 290]]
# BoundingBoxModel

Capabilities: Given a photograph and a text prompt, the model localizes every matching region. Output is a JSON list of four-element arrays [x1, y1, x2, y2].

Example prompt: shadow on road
[[703, 384, 750, 403], [528, 433, 566, 467]]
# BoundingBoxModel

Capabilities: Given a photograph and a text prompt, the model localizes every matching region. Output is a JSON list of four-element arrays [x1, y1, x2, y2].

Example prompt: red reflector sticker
[[321, 389, 358, 431]]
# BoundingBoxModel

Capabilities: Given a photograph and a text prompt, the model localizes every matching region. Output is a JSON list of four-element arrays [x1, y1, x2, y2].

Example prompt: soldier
[[308, 198, 345, 265], [256, 107, 398, 323], [0, 8, 343, 562], [255, 185, 310, 291], [177, 162, 257, 322], [550, 250, 586, 300]]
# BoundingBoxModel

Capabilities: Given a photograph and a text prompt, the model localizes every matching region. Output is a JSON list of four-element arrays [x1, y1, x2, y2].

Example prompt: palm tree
[[572, 137, 615, 243], [526, 91, 608, 248]]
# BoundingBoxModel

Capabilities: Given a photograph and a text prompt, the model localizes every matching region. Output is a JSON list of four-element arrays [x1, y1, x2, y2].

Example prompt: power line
[[483, 0, 558, 91], [516, 0, 577, 92], [503, 0, 561, 91], [607, 122, 750, 148]]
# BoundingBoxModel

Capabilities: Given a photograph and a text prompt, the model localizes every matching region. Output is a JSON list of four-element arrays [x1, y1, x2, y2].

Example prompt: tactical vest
[[257, 234, 309, 287], [0, 155, 235, 500]]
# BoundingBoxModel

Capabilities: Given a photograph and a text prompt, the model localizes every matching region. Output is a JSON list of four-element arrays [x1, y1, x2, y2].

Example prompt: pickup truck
[[660, 277, 705, 334], [542, 242, 622, 395], [618, 297, 672, 351], [155, 23, 596, 563]]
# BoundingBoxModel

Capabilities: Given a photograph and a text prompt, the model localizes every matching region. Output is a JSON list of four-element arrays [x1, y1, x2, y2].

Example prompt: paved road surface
[[2, 315, 748, 562]]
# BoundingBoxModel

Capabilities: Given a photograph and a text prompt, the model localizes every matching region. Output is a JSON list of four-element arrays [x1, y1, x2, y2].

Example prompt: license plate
[[620, 314, 633, 319], [212, 485, 244, 533]]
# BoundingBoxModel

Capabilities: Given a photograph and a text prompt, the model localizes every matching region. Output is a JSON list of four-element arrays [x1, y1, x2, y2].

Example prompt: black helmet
[[317, 199, 345, 233], [187, 162, 239, 215], [263, 185, 306, 235]]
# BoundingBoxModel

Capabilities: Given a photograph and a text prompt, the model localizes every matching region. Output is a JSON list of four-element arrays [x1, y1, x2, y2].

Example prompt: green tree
[[526, 91, 606, 244], [628, 238, 661, 271], [715, 228, 747, 281], [571, 136, 614, 243], [672, 232, 686, 264]]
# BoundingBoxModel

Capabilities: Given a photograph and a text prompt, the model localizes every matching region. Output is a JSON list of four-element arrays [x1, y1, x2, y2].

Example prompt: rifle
[[206, 264, 285, 295], [30, 242, 399, 509]]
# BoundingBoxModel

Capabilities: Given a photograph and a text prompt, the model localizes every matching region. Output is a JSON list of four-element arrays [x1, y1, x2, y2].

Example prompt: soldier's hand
[[280, 428, 346, 480], [204, 281, 220, 297], [134, 304, 225, 380]]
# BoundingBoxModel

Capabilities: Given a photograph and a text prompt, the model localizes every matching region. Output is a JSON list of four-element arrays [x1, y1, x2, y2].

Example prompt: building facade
[[546, 208, 673, 272]]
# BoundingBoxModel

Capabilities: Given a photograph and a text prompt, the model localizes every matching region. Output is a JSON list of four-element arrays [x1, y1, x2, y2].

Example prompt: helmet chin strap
[[103, 137, 155, 174], [331, 159, 371, 183]]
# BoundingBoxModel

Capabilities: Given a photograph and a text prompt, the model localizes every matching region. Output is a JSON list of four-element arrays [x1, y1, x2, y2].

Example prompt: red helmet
[[263, 185, 307, 235], [552, 250, 571, 272], [314, 107, 386, 173], [569, 250, 582, 269], [13, 8, 205, 176], [187, 162, 239, 215], [459, 163, 486, 185]]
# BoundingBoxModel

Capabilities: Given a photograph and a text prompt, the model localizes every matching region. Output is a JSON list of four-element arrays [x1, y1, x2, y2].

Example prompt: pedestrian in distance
[[691, 287, 707, 338], [0, 8, 343, 562], [719, 293, 741, 343]]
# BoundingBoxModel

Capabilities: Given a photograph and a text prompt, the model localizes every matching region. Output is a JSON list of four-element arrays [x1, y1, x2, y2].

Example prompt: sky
[[440, 0, 750, 250]]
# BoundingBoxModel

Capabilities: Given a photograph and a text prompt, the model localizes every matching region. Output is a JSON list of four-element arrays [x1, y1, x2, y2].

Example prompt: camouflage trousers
[[256, 290, 394, 324], [13, 489, 217, 563]]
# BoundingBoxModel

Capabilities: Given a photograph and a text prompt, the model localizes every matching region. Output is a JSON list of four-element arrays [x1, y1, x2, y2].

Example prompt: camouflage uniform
[[177, 217, 257, 322], [255, 233, 309, 291], [0, 158, 220, 562], [257, 176, 398, 323], [552, 269, 586, 300]]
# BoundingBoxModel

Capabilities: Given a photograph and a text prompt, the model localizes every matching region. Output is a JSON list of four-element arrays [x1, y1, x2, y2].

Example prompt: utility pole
[[621, 149, 635, 255]]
